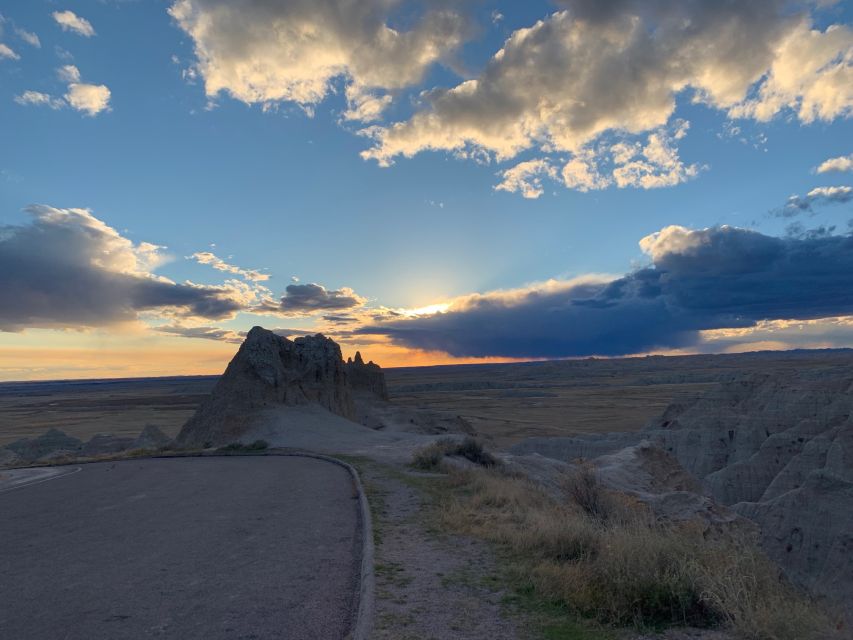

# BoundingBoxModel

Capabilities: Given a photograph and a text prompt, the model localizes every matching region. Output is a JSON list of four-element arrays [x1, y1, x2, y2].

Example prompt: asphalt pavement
[[0, 456, 362, 639]]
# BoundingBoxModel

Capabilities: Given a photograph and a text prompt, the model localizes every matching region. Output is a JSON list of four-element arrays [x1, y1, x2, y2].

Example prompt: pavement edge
[[288, 453, 375, 640]]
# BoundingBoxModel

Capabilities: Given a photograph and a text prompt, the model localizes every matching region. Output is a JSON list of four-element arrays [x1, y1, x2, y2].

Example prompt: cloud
[[15, 28, 40, 48], [15, 66, 111, 116], [14, 91, 64, 109], [64, 82, 111, 116], [154, 324, 245, 343], [361, 1, 850, 195], [728, 21, 853, 123], [362, 3, 797, 163], [52, 10, 95, 37], [57, 64, 80, 82], [495, 159, 557, 199], [189, 251, 269, 282], [776, 185, 853, 216], [260, 283, 367, 315], [497, 121, 699, 195], [816, 153, 853, 174], [0, 205, 247, 332], [168, 0, 469, 120], [360, 225, 853, 358], [0, 43, 19, 60]]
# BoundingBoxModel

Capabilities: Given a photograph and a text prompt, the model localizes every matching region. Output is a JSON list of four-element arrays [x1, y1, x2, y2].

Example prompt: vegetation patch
[[215, 440, 269, 453], [429, 465, 837, 640], [411, 437, 498, 471]]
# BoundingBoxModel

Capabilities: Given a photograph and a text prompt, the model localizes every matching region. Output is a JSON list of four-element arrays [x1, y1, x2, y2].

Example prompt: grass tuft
[[411, 437, 498, 471]]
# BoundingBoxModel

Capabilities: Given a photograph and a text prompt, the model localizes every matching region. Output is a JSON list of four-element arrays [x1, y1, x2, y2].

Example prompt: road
[[0, 456, 362, 639]]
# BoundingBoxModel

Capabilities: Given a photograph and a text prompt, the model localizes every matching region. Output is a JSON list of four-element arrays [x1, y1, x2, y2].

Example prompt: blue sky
[[1, 0, 852, 379]]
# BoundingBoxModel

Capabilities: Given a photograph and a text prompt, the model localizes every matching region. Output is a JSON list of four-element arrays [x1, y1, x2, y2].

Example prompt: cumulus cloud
[[360, 225, 853, 358], [816, 153, 853, 174], [64, 82, 111, 116], [52, 10, 95, 37], [15, 65, 111, 116], [728, 21, 853, 123], [189, 251, 269, 282], [776, 185, 853, 216], [258, 283, 367, 316], [168, 0, 469, 120], [361, 1, 851, 195], [363, 3, 799, 163], [0, 205, 247, 332], [0, 43, 19, 60]]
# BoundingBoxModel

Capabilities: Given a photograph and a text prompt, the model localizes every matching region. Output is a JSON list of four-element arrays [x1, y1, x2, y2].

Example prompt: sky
[[1, 0, 852, 380]]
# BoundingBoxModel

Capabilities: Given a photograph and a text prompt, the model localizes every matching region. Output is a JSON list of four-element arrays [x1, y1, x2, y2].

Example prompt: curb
[[279, 453, 374, 640]]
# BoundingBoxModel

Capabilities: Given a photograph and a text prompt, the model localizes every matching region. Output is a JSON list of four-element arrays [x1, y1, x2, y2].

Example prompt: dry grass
[[411, 437, 498, 471], [434, 465, 837, 639]]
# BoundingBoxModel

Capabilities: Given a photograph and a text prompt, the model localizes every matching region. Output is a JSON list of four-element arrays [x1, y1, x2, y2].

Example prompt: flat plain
[[2, 349, 852, 448]]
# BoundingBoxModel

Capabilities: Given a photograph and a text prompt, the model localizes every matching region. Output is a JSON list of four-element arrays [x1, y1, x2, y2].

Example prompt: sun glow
[[401, 302, 451, 317]]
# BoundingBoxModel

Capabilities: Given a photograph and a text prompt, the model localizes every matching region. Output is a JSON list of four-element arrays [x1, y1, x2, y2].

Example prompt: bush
[[216, 440, 269, 453], [411, 437, 497, 471]]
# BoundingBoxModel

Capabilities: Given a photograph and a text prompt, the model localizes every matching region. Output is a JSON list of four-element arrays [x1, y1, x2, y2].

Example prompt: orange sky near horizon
[[0, 335, 530, 382]]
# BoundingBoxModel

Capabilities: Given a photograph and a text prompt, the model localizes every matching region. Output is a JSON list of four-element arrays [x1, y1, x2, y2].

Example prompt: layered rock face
[[177, 327, 389, 446], [512, 365, 853, 617], [346, 351, 390, 401]]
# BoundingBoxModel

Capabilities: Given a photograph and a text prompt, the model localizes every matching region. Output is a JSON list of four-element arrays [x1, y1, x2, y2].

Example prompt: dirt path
[[358, 461, 529, 640]]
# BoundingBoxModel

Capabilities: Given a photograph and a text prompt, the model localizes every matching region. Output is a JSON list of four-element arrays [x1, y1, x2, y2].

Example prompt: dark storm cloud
[[359, 225, 853, 358], [269, 283, 366, 315], [0, 205, 245, 331]]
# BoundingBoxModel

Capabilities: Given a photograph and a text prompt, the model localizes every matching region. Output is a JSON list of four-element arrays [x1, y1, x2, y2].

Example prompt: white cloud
[[776, 185, 853, 216], [504, 122, 699, 195], [168, 0, 469, 120], [0, 43, 19, 60], [728, 22, 853, 123], [816, 153, 853, 174], [14, 91, 64, 109], [15, 28, 40, 48], [64, 82, 111, 116], [610, 123, 699, 190], [15, 65, 111, 116], [52, 10, 95, 37], [495, 159, 557, 199], [189, 251, 270, 282], [57, 64, 81, 82], [361, 2, 851, 196], [362, 4, 801, 166]]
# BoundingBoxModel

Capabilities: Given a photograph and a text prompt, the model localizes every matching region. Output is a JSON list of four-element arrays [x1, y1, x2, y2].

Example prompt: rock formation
[[177, 327, 389, 447], [511, 365, 853, 618], [133, 424, 172, 450], [4, 429, 83, 461], [346, 351, 389, 400]]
